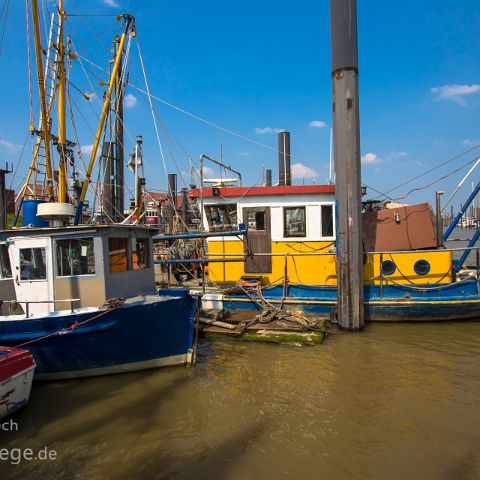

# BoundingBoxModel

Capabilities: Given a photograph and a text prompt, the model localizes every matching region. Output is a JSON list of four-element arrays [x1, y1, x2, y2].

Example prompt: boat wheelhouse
[[195, 184, 453, 287], [0, 224, 156, 315]]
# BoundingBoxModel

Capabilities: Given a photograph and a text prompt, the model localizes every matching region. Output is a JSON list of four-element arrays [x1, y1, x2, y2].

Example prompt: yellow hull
[[207, 239, 453, 286]]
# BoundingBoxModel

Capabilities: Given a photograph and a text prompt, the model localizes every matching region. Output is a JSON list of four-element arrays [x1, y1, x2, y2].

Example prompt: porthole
[[414, 259, 430, 275], [381, 260, 396, 276]]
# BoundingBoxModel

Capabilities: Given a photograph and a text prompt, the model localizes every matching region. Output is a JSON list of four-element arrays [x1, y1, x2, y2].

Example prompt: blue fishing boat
[[0, 225, 196, 380]]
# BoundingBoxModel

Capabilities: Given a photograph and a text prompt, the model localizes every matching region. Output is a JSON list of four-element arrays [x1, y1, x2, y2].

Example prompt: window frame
[[204, 203, 238, 231], [108, 237, 130, 273], [283, 206, 307, 238], [131, 237, 150, 270], [19, 247, 47, 281], [320, 202, 335, 240], [0, 243, 12, 279], [55, 237, 96, 278], [247, 210, 266, 232]]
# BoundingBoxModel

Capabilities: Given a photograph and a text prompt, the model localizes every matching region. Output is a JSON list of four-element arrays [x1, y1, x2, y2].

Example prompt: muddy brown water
[[1, 321, 480, 479]]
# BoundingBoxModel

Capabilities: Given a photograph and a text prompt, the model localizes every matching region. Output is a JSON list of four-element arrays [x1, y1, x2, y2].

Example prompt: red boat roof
[[189, 184, 335, 199], [0, 347, 35, 383]]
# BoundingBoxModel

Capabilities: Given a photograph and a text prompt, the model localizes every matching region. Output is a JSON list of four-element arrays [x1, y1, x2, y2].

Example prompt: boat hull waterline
[[213, 280, 480, 322], [0, 293, 195, 380]]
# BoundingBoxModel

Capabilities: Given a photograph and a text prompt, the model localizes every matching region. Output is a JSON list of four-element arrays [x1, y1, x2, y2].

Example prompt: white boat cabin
[[191, 184, 337, 284], [0, 225, 157, 317]]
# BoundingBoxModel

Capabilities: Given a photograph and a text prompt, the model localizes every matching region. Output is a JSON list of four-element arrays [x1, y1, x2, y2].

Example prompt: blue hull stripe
[[222, 281, 480, 321]]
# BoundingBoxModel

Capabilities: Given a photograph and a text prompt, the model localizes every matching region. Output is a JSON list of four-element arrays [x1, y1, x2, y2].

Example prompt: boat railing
[[2, 298, 80, 317], [200, 245, 480, 257]]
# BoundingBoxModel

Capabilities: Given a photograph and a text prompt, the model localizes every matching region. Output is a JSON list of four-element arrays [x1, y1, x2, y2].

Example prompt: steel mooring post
[[330, 0, 364, 330]]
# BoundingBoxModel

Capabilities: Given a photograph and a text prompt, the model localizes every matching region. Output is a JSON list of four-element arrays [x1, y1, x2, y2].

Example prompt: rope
[[15, 300, 123, 348], [233, 279, 323, 331], [380, 275, 471, 292], [381, 252, 452, 287]]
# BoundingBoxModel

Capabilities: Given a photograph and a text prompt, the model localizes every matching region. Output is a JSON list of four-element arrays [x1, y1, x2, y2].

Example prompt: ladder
[[30, 12, 60, 201]]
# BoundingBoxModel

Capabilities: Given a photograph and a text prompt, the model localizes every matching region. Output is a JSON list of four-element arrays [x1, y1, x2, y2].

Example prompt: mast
[[74, 15, 134, 225], [56, 0, 68, 203], [30, 0, 54, 200], [114, 36, 125, 221], [330, 0, 364, 330]]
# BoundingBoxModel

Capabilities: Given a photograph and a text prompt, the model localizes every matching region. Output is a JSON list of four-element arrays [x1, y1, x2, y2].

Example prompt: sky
[[0, 0, 480, 211]]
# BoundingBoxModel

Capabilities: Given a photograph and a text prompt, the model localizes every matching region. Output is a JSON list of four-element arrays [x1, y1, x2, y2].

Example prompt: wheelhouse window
[[321, 204, 334, 238], [20, 247, 46, 280], [56, 238, 95, 277], [109, 238, 129, 273], [132, 238, 149, 270], [247, 211, 265, 231], [284, 207, 306, 237], [0, 244, 11, 279], [205, 204, 237, 231]]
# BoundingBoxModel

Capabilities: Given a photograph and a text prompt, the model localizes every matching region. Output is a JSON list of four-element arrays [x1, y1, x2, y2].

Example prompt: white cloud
[[103, 0, 119, 7], [431, 84, 480, 105], [291, 163, 318, 179], [308, 120, 328, 129], [255, 127, 284, 135], [203, 166, 216, 177], [462, 139, 479, 147], [80, 144, 94, 156], [0, 139, 22, 154], [361, 152, 382, 165], [238, 151, 250, 157], [124, 93, 137, 108], [190, 166, 217, 179], [385, 151, 408, 162]]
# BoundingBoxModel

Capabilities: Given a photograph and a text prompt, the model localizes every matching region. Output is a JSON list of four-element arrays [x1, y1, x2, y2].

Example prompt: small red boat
[[0, 347, 36, 419]]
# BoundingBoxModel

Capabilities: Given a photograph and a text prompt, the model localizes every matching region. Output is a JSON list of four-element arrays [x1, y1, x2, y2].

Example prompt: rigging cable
[[135, 38, 169, 180], [391, 155, 480, 202], [77, 53, 330, 177], [0, 0, 10, 56], [382, 142, 480, 197]]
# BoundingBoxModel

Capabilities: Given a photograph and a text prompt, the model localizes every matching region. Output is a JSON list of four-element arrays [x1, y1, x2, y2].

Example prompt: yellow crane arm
[[74, 15, 134, 225]]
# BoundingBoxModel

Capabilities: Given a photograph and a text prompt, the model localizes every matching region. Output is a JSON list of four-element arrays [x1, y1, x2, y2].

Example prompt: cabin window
[[321, 204, 334, 238], [414, 259, 430, 275], [56, 238, 95, 277], [19, 247, 47, 280], [247, 211, 266, 231], [284, 207, 306, 237], [205, 204, 237, 231], [381, 260, 396, 276], [0, 244, 12, 279], [109, 238, 129, 273], [132, 238, 149, 270]]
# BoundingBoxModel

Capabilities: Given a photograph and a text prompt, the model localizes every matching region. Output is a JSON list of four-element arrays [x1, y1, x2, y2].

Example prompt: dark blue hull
[[223, 280, 480, 322], [0, 293, 195, 380]]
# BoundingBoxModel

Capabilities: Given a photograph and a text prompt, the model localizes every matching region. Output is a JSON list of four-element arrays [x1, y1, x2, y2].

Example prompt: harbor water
[[2, 320, 480, 479]]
